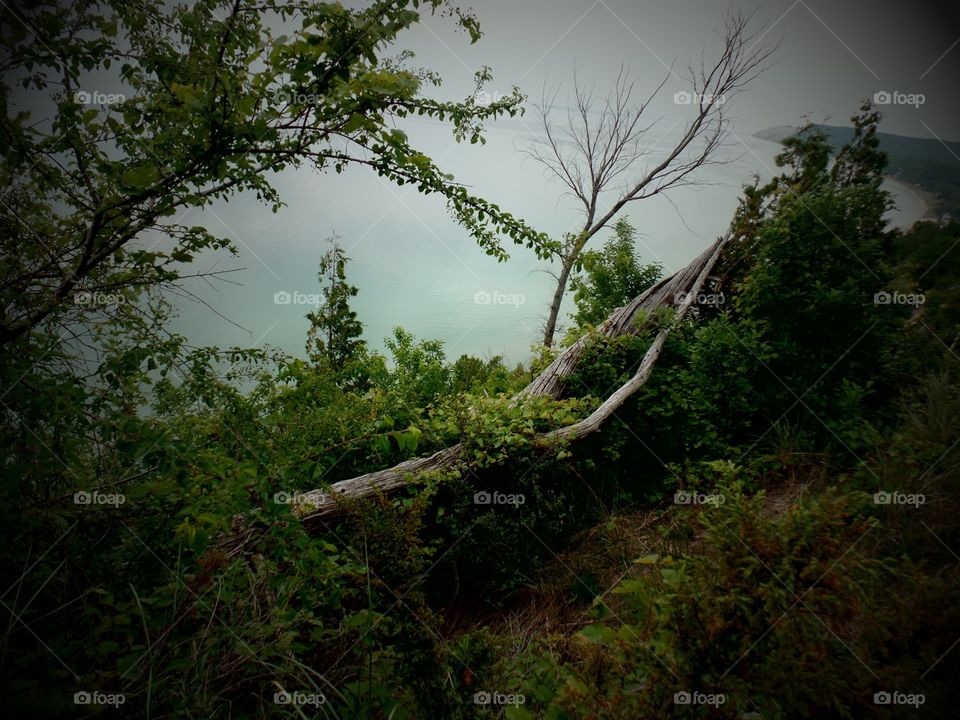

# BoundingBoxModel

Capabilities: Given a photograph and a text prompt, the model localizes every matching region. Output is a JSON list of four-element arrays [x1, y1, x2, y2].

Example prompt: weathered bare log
[[519, 237, 725, 399], [292, 234, 730, 525], [296, 445, 464, 528], [539, 233, 729, 441]]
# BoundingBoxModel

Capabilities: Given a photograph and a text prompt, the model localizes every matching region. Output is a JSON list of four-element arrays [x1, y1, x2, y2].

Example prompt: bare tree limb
[[522, 9, 777, 347]]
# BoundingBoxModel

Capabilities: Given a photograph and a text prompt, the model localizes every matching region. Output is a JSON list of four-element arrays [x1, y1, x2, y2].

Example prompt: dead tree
[[526, 10, 776, 347], [287, 234, 730, 530], [214, 234, 729, 557]]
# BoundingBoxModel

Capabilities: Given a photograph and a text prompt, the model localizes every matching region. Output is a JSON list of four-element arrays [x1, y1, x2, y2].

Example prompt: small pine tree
[[569, 217, 663, 328], [306, 234, 365, 370]]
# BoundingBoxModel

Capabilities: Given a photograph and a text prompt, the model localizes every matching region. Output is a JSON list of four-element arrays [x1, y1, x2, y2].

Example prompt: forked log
[[519, 236, 726, 400], [292, 234, 730, 527], [539, 234, 728, 441]]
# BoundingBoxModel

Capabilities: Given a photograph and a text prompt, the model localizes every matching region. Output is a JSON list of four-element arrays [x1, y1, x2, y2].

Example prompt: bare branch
[[520, 9, 777, 347]]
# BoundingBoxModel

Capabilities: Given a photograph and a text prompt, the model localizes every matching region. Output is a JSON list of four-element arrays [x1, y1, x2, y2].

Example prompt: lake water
[[156, 129, 928, 366]]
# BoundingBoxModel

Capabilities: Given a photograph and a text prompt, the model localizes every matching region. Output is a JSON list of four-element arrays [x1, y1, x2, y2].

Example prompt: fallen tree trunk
[[290, 234, 730, 527], [518, 238, 721, 400], [540, 234, 728, 441]]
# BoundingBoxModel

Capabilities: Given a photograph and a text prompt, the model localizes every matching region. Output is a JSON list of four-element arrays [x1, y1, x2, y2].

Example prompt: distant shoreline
[[753, 127, 947, 225], [885, 175, 939, 222]]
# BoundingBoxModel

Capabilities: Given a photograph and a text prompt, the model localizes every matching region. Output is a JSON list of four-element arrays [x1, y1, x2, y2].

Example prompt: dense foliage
[[1, 2, 958, 718], [795, 123, 960, 219], [568, 217, 663, 330]]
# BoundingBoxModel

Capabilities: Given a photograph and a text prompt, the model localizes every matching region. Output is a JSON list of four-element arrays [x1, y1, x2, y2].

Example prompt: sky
[[159, 0, 960, 364], [13, 0, 960, 363], [405, 0, 960, 140]]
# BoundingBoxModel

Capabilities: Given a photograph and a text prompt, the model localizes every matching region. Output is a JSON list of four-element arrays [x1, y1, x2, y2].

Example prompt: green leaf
[[612, 579, 648, 596], [579, 623, 615, 644], [165, 657, 197, 671], [121, 163, 160, 189], [371, 434, 391, 455]]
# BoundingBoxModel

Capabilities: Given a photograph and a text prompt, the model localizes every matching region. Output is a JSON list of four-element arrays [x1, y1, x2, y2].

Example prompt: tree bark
[[542, 254, 576, 348]]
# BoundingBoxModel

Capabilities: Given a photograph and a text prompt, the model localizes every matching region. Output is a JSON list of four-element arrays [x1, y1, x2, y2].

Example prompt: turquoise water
[[155, 132, 927, 366]]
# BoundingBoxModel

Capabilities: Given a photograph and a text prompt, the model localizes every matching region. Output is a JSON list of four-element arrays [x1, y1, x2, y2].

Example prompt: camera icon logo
[[473, 491, 492, 505], [473, 691, 492, 705], [74, 691, 92, 705], [74, 291, 93, 305], [873, 491, 891, 505], [874, 691, 891, 704], [873, 91, 892, 105], [74, 491, 92, 505], [873, 291, 892, 305], [674, 691, 692, 704], [674, 91, 692, 104], [273, 491, 293, 504], [273, 290, 292, 305], [473, 291, 492, 305], [274, 691, 292, 705], [674, 491, 691, 504]]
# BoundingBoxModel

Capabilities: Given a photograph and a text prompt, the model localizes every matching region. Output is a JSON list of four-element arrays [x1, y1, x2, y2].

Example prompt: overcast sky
[[11, 0, 959, 361], [407, 0, 960, 140], [165, 0, 960, 361]]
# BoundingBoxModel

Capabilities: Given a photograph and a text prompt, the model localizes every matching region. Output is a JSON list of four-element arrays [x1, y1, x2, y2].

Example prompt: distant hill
[[754, 124, 960, 219], [753, 125, 797, 143]]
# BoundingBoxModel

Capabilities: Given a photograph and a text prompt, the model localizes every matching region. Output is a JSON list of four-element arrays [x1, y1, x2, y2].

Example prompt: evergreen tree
[[723, 103, 898, 448], [570, 217, 663, 328], [306, 235, 365, 370]]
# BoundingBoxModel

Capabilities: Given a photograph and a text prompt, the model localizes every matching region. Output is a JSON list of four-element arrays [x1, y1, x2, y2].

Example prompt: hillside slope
[[755, 123, 960, 218]]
